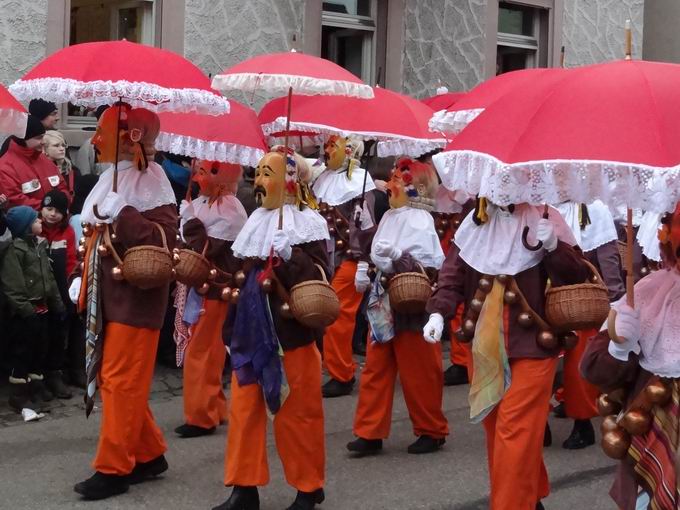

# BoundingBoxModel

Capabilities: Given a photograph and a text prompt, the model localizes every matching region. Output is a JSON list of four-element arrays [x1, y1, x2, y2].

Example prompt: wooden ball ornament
[[640, 266, 650, 277], [622, 410, 652, 436], [220, 287, 232, 301], [496, 274, 509, 285], [208, 268, 218, 281], [343, 228, 350, 237], [452, 219, 461, 228], [234, 270, 246, 288], [280, 302, 293, 319], [77, 245, 87, 259], [78, 236, 86, 246], [111, 266, 124, 281], [436, 228, 446, 239], [328, 226, 336, 236], [260, 278, 273, 293], [336, 239, 346, 250], [97, 244, 109, 257], [335, 217, 344, 227], [597, 394, 622, 417], [601, 429, 631, 460], [470, 298, 484, 313], [517, 312, 534, 328], [503, 290, 517, 304], [110, 232, 117, 242], [561, 332, 578, 350], [600, 414, 620, 434], [325, 214, 334, 223], [645, 380, 671, 406], [82, 225, 93, 237], [379, 275, 389, 288], [478, 277, 493, 293], [462, 318, 476, 336], [94, 222, 105, 232], [537, 331, 558, 350], [230, 288, 240, 304], [197, 283, 210, 295]]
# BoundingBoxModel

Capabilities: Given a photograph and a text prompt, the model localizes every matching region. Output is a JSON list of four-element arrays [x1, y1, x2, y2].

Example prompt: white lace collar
[[232, 205, 329, 260], [554, 200, 618, 253], [180, 195, 248, 242], [636, 211, 663, 263], [454, 203, 577, 276], [434, 185, 471, 214], [312, 164, 376, 206], [371, 206, 444, 270], [611, 269, 680, 377], [81, 160, 176, 224]]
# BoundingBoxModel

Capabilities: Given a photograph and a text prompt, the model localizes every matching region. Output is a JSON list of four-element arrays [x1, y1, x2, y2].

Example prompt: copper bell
[[208, 268, 218, 281], [111, 266, 124, 281], [462, 318, 476, 336], [452, 219, 461, 228], [325, 214, 334, 223], [344, 228, 350, 237], [503, 290, 517, 304], [597, 394, 621, 417], [470, 298, 484, 314], [230, 288, 240, 304], [517, 312, 534, 328], [607, 388, 626, 404], [176, 233, 181, 242], [600, 415, 620, 434], [335, 217, 344, 227], [601, 429, 631, 460], [640, 266, 650, 277], [478, 277, 493, 293], [261, 278, 273, 293], [97, 244, 110, 257], [561, 332, 578, 350], [197, 283, 210, 295], [496, 274, 509, 285], [110, 232, 117, 242], [280, 302, 293, 319], [172, 252, 182, 265], [78, 236, 86, 246], [379, 276, 389, 288], [234, 270, 246, 288], [329, 226, 336, 236], [319, 203, 328, 213], [537, 331, 558, 350], [78, 261, 85, 272], [94, 222, 105, 232], [645, 380, 671, 406], [436, 228, 446, 239], [82, 225, 93, 237], [336, 239, 346, 250], [328, 206, 335, 213], [622, 410, 652, 436], [77, 244, 87, 259], [220, 287, 232, 302]]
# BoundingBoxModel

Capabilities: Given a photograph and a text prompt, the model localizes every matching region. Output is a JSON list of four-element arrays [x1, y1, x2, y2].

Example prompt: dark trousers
[[65, 313, 85, 378], [9, 312, 64, 380]]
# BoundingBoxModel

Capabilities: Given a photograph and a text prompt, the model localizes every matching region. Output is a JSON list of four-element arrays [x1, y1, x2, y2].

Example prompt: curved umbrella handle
[[521, 204, 550, 252], [92, 204, 110, 221]]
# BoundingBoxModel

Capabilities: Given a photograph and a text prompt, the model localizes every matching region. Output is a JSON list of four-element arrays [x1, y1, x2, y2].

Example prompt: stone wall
[[562, 0, 644, 66], [0, 0, 48, 85], [401, 0, 487, 99]]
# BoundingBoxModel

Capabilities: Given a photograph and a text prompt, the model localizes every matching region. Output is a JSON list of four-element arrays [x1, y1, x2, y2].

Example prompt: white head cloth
[[312, 165, 376, 207], [180, 194, 248, 242], [81, 160, 176, 224], [454, 203, 577, 276], [553, 200, 618, 253], [611, 268, 680, 378], [232, 204, 329, 260], [636, 211, 663, 263], [434, 185, 471, 214], [371, 206, 444, 270]]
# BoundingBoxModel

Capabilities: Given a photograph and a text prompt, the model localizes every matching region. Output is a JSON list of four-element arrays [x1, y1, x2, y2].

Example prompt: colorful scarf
[[173, 283, 204, 367], [628, 379, 680, 510], [469, 278, 511, 423], [82, 232, 104, 418], [366, 274, 395, 344]]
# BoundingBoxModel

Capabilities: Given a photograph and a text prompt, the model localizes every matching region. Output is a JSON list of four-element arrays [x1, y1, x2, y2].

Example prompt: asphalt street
[[0, 368, 617, 510]]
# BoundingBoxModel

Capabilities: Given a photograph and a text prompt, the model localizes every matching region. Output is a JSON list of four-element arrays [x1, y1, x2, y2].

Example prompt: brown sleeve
[[426, 244, 466, 319], [113, 204, 178, 252], [182, 218, 208, 253], [273, 239, 331, 290], [182, 218, 241, 276], [593, 241, 626, 302], [543, 240, 590, 287], [349, 191, 377, 261], [579, 330, 640, 392]]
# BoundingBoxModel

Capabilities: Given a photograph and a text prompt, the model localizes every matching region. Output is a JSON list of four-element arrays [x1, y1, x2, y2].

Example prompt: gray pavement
[[0, 362, 618, 510]]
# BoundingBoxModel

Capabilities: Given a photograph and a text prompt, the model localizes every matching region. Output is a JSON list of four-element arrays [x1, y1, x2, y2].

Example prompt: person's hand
[[374, 240, 402, 260], [98, 191, 127, 221], [354, 261, 370, 293], [0, 194, 7, 209], [607, 304, 641, 361], [536, 218, 558, 252], [68, 277, 82, 304], [272, 230, 292, 261], [423, 313, 444, 343]]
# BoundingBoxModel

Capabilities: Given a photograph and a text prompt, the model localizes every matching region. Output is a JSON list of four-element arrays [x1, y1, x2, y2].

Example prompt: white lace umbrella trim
[[428, 108, 484, 134], [211, 73, 374, 99], [9, 78, 229, 115], [433, 149, 680, 214], [155, 132, 265, 167], [0, 108, 27, 138]]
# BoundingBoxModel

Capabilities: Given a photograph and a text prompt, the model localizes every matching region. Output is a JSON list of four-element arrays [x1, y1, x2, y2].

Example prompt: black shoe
[[544, 422, 552, 447], [322, 378, 354, 398], [286, 488, 325, 510], [46, 371, 73, 399], [127, 454, 168, 484], [552, 402, 566, 418], [212, 486, 260, 510], [8, 378, 29, 412], [29, 376, 53, 402], [562, 419, 595, 450], [346, 437, 383, 456], [174, 423, 216, 438], [443, 364, 469, 386], [67, 370, 87, 389], [74, 472, 130, 500], [407, 435, 445, 454]]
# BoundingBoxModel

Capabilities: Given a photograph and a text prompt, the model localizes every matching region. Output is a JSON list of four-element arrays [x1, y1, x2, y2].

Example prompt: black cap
[[23, 115, 46, 140], [28, 99, 58, 121], [41, 189, 69, 217]]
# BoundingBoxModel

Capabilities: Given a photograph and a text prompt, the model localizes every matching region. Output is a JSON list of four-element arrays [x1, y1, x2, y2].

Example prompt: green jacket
[[0, 235, 64, 318]]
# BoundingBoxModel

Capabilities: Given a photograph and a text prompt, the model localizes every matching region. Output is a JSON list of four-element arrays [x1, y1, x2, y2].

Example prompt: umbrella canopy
[[156, 101, 267, 166], [428, 68, 565, 134], [211, 51, 373, 99], [258, 87, 446, 157], [420, 91, 466, 111], [10, 40, 229, 115], [433, 59, 680, 214], [0, 86, 27, 137]]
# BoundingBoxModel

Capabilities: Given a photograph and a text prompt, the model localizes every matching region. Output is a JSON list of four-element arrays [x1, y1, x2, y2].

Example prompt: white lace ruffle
[[9, 78, 229, 115], [428, 108, 484, 134], [636, 210, 662, 262], [155, 132, 264, 167], [0, 108, 27, 138], [211, 72, 373, 99], [261, 118, 445, 158], [312, 167, 376, 206], [180, 195, 248, 242], [433, 149, 680, 215], [553, 200, 618, 253]]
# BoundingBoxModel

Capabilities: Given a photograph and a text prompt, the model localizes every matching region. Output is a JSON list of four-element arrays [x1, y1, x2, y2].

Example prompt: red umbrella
[[428, 68, 565, 134], [420, 91, 466, 111], [156, 100, 267, 167], [0, 86, 27, 137], [10, 40, 228, 114], [258, 87, 446, 157]]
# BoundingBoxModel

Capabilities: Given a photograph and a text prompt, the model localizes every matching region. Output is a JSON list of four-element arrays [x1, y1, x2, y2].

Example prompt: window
[[496, 2, 549, 74], [321, 0, 377, 84]]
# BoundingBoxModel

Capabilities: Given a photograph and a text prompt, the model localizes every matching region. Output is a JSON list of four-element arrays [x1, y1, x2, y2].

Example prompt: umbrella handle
[[521, 204, 550, 251], [92, 204, 109, 221]]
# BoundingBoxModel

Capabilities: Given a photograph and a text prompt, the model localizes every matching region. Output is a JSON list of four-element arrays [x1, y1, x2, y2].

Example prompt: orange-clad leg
[[183, 299, 229, 428], [563, 329, 600, 419], [482, 357, 558, 510], [94, 322, 167, 475], [323, 260, 361, 383]]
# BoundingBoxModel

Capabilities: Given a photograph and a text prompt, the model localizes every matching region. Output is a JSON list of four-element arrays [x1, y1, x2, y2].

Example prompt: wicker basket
[[289, 264, 340, 329], [117, 223, 174, 290], [175, 239, 211, 288], [388, 266, 432, 314], [545, 259, 610, 332]]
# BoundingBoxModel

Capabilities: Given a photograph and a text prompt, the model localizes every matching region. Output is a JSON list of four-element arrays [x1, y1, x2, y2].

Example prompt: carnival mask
[[323, 135, 348, 171], [93, 103, 131, 164], [659, 202, 680, 267], [194, 160, 242, 204], [254, 152, 287, 210], [386, 168, 409, 209]]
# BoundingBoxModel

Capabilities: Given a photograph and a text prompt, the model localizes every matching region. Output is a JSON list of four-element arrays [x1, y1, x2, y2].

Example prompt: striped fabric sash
[[82, 232, 104, 418]]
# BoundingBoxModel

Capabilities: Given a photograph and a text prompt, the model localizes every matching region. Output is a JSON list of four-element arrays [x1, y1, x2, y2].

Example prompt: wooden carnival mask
[[254, 151, 287, 210], [659, 202, 680, 268], [387, 158, 438, 209], [323, 135, 349, 171], [194, 160, 243, 205]]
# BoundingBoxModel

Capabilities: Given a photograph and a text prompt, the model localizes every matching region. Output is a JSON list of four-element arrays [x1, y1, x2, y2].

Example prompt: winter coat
[[41, 222, 77, 309]]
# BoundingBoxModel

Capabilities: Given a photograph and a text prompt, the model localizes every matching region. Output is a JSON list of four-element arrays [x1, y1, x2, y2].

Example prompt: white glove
[[68, 277, 82, 304], [373, 240, 402, 260], [272, 230, 292, 261], [354, 261, 370, 293], [98, 191, 127, 222], [179, 200, 193, 220], [423, 313, 444, 344], [536, 218, 558, 252], [608, 304, 641, 361]]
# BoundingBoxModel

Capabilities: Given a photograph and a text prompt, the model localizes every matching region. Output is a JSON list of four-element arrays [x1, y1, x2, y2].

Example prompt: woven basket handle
[[581, 258, 607, 290], [314, 263, 329, 283], [506, 276, 552, 332], [153, 223, 169, 252], [103, 225, 124, 266], [200, 237, 209, 257]]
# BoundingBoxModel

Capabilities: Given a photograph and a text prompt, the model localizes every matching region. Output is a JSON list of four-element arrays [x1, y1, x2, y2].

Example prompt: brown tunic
[[585, 240, 625, 302], [426, 240, 590, 359], [100, 204, 178, 330]]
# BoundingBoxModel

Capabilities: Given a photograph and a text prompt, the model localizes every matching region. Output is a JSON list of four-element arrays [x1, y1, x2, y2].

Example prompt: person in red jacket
[[0, 115, 69, 210]]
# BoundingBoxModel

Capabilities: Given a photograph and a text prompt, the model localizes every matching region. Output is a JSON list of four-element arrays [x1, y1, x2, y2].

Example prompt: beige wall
[[0, 0, 48, 85], [642, 0, 680, 63]]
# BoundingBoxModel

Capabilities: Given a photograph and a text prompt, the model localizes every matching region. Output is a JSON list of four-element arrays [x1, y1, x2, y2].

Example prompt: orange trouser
[[353, 331, 449, 439], [563, 329, 599, 420], [225, 342, 324, 492], [182, 299, 229, 429], [323, 260, 361, 383], [449, 304, 473, 377], [483, 357, 558, 510], [94, 322, 167, 475]]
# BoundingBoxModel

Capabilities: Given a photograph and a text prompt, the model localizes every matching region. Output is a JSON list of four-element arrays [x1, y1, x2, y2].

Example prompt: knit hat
[[5, 206, 38, 237], [23, 115, 46, 140], [28, 99, 58, 121], [41, 189, 69, 217]]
